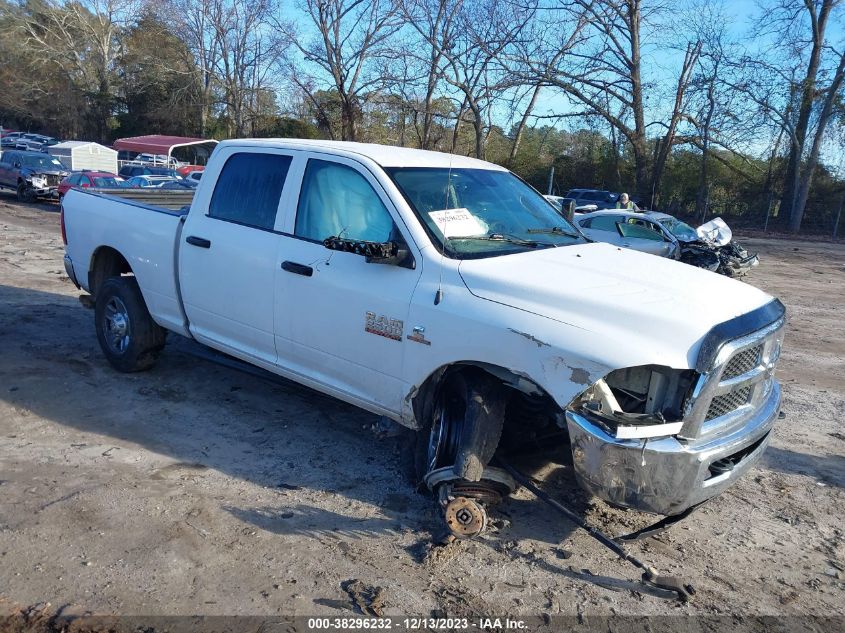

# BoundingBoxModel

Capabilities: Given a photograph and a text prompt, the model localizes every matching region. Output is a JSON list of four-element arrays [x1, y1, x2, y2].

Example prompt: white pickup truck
[[62, 139, 785, 520]]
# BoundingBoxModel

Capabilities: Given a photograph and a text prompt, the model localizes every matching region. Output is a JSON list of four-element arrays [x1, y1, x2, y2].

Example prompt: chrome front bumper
[[565, 379, 781, 516]]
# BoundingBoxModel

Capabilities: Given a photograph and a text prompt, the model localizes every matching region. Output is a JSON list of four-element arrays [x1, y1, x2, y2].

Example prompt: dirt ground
[[0, 194, 843, 625]]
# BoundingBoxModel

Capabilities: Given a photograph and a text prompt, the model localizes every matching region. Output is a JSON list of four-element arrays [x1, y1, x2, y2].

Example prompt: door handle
[[282, 261, 313, 277], [186, 235, 211, 248]]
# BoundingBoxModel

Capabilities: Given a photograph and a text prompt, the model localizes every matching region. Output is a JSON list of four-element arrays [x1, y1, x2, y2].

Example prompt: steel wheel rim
[[102, 296, 131, 354], [427, 384, 465, 472]]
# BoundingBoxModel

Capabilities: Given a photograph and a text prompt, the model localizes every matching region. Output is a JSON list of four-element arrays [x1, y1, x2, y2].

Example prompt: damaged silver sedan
[[575, 210, 759, 277]]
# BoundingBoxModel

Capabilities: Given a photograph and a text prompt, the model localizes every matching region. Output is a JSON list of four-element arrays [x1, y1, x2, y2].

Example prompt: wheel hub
[[103, 297, 131, 353], [444, 496, 487, 538]]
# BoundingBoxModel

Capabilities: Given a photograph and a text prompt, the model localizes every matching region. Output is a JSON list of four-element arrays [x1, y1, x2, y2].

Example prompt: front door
[[274, 156, 422, 415], [179, 148, 295, 364]]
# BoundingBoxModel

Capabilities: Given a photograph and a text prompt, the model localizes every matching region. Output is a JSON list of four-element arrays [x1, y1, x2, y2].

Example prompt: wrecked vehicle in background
[[574, 210, 759, 277], [0, 149, 69, 201], [61, 139, 785, 535]]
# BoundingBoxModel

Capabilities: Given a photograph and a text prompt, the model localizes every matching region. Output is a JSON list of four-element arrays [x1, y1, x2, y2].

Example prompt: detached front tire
[[95, 276, 166, 372], [414, 369, 506, 487]]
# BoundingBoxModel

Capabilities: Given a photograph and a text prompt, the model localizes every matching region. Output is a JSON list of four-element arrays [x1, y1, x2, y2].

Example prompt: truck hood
[[458, 242, 774, 369]]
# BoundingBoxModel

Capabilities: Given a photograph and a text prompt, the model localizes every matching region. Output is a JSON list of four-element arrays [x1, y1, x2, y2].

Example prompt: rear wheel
[[95, 276, 166, 372]]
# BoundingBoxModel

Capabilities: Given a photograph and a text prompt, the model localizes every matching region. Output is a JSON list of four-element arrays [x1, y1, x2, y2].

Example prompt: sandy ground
[[0, 194, 843, 624]]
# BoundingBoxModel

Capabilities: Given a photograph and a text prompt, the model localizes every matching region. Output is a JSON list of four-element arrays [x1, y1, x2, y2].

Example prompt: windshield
[[386, 167, 584, 258], [21, 154, 64, 169], [660, 217, 698, 241]]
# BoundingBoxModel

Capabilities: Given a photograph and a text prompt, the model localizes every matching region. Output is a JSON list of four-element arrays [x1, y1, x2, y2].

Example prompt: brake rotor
[[444, 496, 487, 539], [450, 482, 503, 506]]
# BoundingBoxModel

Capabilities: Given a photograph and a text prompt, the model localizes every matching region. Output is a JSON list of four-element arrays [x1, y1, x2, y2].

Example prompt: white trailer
[[49, 141, 118, 174]]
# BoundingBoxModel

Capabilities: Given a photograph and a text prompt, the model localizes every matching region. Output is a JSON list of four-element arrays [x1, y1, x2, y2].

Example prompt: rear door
[[274, 154, 423, 414], [179, 147, 295, 365]]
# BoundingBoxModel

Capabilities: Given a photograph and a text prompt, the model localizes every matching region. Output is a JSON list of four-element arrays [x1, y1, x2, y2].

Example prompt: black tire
[[414, 369, 506, 488], [17, 182, 34, 203], [94, 276, 166, 372]]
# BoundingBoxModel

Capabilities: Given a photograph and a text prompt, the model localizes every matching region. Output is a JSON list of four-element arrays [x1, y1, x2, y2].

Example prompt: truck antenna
[[434, 148, 454, 306]]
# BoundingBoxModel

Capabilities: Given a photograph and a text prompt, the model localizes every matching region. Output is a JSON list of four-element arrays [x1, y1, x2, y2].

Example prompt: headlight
[[30, 176, 47, 188], [574, 365, 698, 439]]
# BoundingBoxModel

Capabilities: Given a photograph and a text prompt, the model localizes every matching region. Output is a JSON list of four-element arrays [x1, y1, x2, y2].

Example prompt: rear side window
[[586, 214, 624, 231], [209, 152, 292, 230], [294, 159, 394, 243]]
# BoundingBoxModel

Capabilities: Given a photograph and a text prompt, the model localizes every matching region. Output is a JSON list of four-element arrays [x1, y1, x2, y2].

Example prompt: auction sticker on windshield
[[428, 208, 487, 238]]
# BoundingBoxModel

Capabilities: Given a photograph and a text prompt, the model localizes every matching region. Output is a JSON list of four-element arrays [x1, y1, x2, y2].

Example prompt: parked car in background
[[125, 175, 181, 188], [0, 149, 69, 201], [15, 134, 61, 153], [58, 171, 125, 199], [564, 188, 622, 209], [1, 131, 23, 147], [160, 179, 197, 189], [178, 165, 205, 178], [574, 209, 759, 276], [118, 164, 180, 179], [183, 170, 203, 184]]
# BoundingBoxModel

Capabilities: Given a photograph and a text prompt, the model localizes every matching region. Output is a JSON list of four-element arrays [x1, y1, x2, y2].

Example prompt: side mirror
[[323, 236, 416, 269]]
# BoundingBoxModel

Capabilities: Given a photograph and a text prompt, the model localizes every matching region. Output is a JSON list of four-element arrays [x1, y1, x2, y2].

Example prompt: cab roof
[[217, 138, 508, 171]]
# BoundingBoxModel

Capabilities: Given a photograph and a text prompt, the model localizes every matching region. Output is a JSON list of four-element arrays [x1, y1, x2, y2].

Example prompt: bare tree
[[164, 0, 224, 136], [11, 0, 138, 141], [285, 0, 401, 142], [507, 83, 543, 165], [728, 0, 845, 231], [405, 0, 529, 158], [510, 1, 703, 199], [764, 0, 841, 225], [397, 0, 455, 149]]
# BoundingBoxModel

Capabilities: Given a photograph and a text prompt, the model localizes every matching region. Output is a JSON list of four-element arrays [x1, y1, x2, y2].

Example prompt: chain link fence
[[667, 194, 844, 240]]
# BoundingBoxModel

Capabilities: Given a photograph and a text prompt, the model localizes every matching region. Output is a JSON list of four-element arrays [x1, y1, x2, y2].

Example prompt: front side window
[[295, 159, 394, 243], [209, 152, 292, 230]]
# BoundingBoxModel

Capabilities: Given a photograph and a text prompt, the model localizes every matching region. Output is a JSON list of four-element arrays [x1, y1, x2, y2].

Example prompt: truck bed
[[63, 187, 190, 336], [86, 187, 195, 211]]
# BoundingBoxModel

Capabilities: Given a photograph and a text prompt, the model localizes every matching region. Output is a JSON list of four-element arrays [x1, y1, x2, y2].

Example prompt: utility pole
[[547, 166, 555, 195], [763, 192, 773, 232], [833, 195, 844, 239]]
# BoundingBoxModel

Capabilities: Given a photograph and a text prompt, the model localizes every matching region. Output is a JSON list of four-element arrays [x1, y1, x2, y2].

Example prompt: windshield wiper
[[446, 233, 546, 248], [526, 226, 581, 239]]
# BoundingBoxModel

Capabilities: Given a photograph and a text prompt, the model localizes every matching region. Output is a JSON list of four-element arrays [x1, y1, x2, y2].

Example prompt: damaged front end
[[678, 217, 759, 278], [565, 301, 785, 515]]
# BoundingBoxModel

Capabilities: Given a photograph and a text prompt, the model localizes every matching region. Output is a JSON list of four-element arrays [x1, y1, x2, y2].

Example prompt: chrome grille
[[680, 315, 785, 440], [705, 386, 751, 421], [722, 345, 762, 378]]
